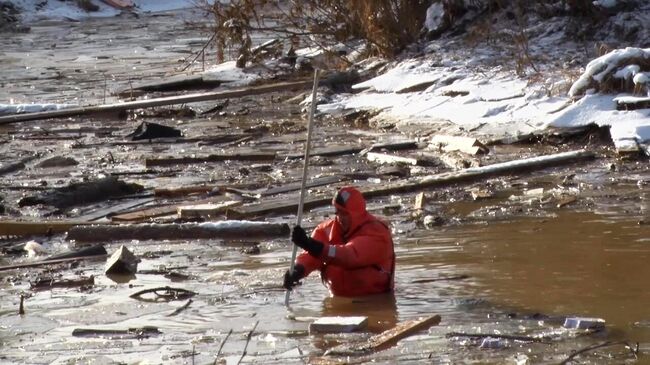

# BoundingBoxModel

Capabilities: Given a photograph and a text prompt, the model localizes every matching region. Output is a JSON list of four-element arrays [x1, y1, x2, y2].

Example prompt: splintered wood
[[324, 314, 441, 356]]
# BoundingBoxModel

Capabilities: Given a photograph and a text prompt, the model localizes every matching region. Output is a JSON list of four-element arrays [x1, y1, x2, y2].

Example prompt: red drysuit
[[295, 187, 395, 296]]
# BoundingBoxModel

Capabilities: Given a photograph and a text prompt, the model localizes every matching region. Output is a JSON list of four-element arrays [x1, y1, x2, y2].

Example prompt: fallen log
[[325, 314, 441, 356], [145, 152, 276, 167], [0, 80, 312, 125], [18, 176, 144, 210], [0, 221, 106, 237], [229, 150, 595, 218], [67, 221, 290, 243]]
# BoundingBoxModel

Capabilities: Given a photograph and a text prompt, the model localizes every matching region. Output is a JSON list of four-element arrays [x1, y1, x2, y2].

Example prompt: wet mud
[[1, 8, 649, 365]]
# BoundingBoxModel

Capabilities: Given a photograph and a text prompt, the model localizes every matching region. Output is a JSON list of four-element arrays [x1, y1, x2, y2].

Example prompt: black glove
[[291, 225, 324, 258], [283, 264, 305, 291]]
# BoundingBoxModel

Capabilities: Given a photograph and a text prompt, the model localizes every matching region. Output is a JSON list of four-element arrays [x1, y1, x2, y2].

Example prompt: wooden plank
[[178, 201, 243, 219], [66, 221, 290, 243], [309, 316, 368, 334], [0, 221, 106, 237], [230, 150, 595, 218], [325, 314, 441, 356], [145, 152, 276, 167], [0, 80, 313, 125]]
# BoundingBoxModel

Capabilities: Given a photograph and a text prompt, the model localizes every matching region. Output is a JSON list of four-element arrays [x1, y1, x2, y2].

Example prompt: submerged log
[[67, 221, 289, 243], [18, 176, 144, 210], [30, 275, 95, 290]]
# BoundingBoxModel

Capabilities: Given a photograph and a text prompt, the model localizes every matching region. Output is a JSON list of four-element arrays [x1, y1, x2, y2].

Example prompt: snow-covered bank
[[317, 52, 650, 151]]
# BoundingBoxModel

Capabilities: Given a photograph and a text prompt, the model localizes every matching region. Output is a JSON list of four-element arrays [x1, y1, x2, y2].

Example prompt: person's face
[[335, 208, 351, 234]]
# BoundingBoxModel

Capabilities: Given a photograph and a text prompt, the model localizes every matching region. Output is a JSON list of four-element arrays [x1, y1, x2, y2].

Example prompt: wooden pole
[[285, 69, 320, 307]]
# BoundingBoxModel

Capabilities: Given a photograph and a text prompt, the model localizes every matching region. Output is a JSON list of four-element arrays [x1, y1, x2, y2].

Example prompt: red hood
[[332, 186, 370, 234]]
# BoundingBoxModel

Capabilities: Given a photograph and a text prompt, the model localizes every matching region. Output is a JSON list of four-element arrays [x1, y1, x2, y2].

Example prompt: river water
[[1, 200, 648, 364], [1, 5, 649, 365]]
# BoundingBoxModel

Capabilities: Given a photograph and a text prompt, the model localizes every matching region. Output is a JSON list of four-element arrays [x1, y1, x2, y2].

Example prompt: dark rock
[[129, 121, 182, 141]]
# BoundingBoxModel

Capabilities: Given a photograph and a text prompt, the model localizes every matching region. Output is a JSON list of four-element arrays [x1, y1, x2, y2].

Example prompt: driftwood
[[72, 326, 161, 339], [325, 314, 441, 356], [18, 176, 144, 210], [229, 150, 595, 218], [0, 221, 104, 237], [284, 145, 364, 159], [0, 80, 313, 125], [67, 221, 290, 243], [145, 152, 276, 167], [0, 254, 107, 272], [30, 275, 94, 290]]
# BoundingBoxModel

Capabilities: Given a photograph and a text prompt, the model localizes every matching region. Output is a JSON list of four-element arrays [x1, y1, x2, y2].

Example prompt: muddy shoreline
[[1, 9, 649, 365]]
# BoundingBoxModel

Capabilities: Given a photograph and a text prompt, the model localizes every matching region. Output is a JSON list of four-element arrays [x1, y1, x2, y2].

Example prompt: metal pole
[[285, 69, 320, 307]]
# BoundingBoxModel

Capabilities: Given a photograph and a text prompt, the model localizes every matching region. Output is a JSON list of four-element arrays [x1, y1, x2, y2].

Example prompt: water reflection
[[403, 210, 650, 343]]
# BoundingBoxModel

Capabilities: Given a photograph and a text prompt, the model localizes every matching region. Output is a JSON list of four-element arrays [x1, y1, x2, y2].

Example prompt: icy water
[[1, 206, 649, 364], [1, 6, 649, 365]]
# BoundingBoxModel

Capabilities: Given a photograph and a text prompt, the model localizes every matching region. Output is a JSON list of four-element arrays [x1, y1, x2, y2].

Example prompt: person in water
[[283, 186, 395, 297]]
